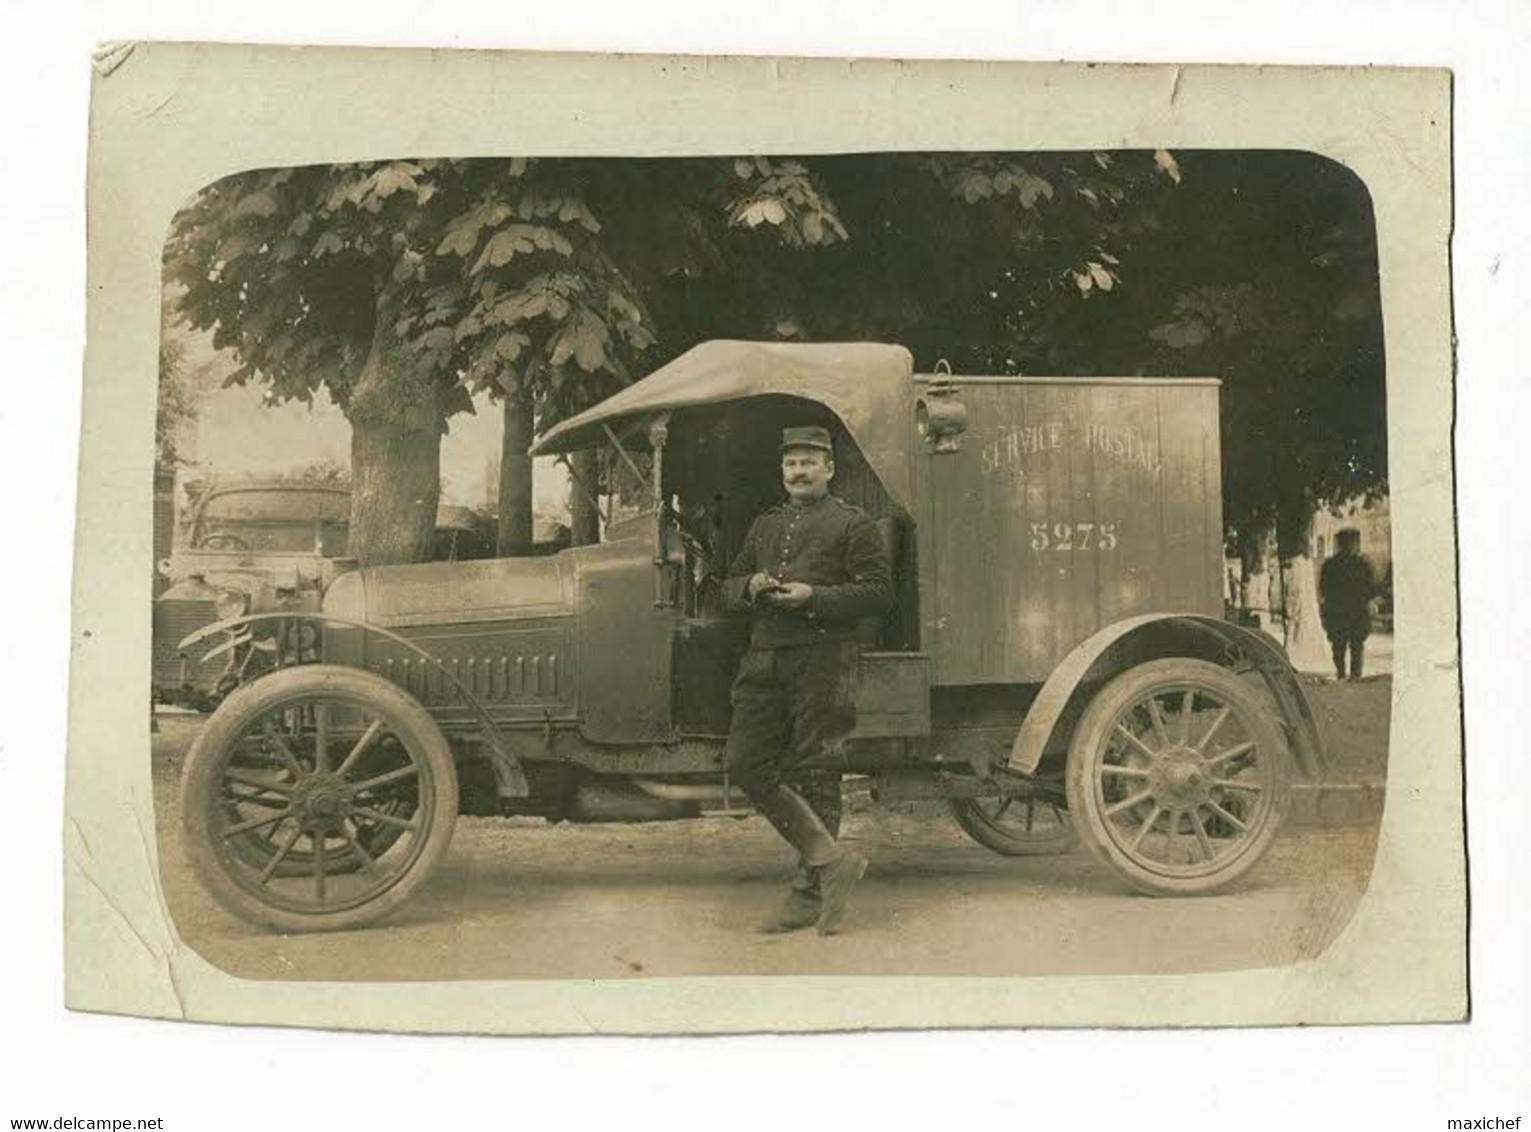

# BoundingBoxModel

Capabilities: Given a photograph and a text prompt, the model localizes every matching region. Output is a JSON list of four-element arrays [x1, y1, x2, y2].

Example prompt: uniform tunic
[[721, 494, 894, 791]]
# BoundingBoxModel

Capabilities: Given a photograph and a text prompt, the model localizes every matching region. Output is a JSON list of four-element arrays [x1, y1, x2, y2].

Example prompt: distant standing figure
[[1319, 528, 1377, 680]]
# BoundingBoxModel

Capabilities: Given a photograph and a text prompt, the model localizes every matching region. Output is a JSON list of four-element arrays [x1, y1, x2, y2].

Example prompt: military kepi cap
[[780, 425, 834, 453]]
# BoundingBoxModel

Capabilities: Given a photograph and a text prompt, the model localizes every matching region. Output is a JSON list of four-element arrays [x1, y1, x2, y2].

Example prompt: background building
[[1310, 494, 1392, 583]]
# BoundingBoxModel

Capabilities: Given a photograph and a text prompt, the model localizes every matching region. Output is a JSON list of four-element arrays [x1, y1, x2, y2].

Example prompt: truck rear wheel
[[1065, 658, 1290, 896], [181, 665, 458, 933], [948, 789, 1076, 856]]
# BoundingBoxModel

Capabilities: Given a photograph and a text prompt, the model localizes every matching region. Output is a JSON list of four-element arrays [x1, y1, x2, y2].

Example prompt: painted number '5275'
[[1029, 521, 1119, 551]]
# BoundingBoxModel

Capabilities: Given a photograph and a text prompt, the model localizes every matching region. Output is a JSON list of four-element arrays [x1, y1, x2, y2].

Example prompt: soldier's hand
[[769, 582, 814, 609], [747, 572, 780, 600]]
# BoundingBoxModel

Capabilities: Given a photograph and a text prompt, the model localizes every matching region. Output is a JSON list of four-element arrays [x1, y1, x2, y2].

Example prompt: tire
[[949, 790, 1077, 857], [1065, 658, 1291, 896], [180, 665, 458, 932]]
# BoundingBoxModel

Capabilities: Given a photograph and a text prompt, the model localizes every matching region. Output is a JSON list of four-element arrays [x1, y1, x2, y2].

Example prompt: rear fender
[[180, 612, 530, 797], [1006, 613, 1325, 780]]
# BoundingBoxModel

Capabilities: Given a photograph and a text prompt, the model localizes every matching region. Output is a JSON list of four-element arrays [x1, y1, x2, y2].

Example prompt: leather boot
[[758, 859, 821, 933], [757, 769, 843, 932], [793, 770, 843, 838], [815, 851, 868, 936], [751, 783, 840, 867], [751, 785, 866, 935], [759, 884, 821, 933]]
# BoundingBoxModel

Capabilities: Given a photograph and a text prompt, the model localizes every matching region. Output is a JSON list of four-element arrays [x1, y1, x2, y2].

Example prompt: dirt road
[[149, 676, 1385, 982]]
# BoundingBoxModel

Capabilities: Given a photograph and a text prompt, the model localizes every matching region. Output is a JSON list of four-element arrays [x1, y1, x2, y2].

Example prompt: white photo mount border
[[72, 45, 1459, 1033]]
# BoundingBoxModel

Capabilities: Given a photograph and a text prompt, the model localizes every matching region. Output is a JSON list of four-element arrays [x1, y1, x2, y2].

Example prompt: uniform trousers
[[726, 640, 857, 873]]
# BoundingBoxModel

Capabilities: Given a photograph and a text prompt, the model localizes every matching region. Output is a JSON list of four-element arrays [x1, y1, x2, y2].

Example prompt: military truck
[[176, 341, 1323, 932]]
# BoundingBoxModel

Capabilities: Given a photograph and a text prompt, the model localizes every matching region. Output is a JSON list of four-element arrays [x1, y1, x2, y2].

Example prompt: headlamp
[[214, 591, 250, 621]]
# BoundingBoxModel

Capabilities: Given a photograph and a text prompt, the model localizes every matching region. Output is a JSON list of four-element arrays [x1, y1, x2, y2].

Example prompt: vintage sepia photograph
[[70, 47, 1461, 1033], [148, 147, 1391, 977]]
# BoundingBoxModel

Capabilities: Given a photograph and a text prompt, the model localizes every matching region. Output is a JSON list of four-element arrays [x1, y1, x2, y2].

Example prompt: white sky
[[179, 328, 571, 514]]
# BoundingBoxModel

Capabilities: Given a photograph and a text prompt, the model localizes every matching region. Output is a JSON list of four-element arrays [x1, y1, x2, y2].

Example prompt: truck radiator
[[151, 599, 222, 690]]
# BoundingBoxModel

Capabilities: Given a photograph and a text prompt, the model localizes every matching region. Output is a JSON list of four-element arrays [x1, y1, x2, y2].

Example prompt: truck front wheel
[[1065, 658, 1291, 896], [181, 665, 458, 932]]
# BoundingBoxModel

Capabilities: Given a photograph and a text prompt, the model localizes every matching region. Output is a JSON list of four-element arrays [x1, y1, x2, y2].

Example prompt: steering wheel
[[672, 513, 727, 616]]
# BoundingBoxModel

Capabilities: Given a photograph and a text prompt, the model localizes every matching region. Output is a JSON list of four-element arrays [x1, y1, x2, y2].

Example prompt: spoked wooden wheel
[[1065, 658, 1291, 896], [949, 781, 1076, 856], [219, 788, 409, 878], [181, 665, 458, 932]]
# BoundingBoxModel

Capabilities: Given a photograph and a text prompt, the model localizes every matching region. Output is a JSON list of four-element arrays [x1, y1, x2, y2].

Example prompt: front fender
[[1007, 613, 1325, 780], [180, 611, 530, 797]]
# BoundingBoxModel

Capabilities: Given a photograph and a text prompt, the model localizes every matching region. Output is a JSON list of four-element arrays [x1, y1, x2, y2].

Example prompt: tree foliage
[[1135, 152, 1386, 552], [166, 149, 1384, 562], [165, 160, 660, 430], [167, 159, 667, 561], [155, 334, 194, 473]]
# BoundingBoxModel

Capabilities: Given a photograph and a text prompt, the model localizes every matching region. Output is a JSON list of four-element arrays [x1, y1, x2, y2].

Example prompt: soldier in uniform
[[722, 426, 894, 934]]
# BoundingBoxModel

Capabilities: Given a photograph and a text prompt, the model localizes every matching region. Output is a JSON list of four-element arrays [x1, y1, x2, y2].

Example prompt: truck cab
[[532, 342, 924, 743]]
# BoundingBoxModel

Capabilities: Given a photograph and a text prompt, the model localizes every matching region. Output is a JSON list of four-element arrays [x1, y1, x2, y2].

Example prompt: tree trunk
[[350, 421, 442, 567], [569, 449, 601, 546], [1281, 554, 1330, 671], [1237, 525, 1270, 580], [498, 388, 535, 556], [1274, 481, 1328, 669], [345, 288, 445, 567], [1234, 524, 1271, 618]]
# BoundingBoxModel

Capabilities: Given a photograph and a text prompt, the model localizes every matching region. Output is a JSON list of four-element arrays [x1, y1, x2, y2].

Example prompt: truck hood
[[323, 554, 573, 629]]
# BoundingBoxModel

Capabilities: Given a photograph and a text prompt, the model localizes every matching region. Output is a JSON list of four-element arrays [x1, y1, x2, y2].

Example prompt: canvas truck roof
[[531, 340, 917, 508]]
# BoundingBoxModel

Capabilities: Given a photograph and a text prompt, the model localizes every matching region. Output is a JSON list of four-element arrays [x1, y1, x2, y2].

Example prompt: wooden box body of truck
[[914, 376, 1224, 687]]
